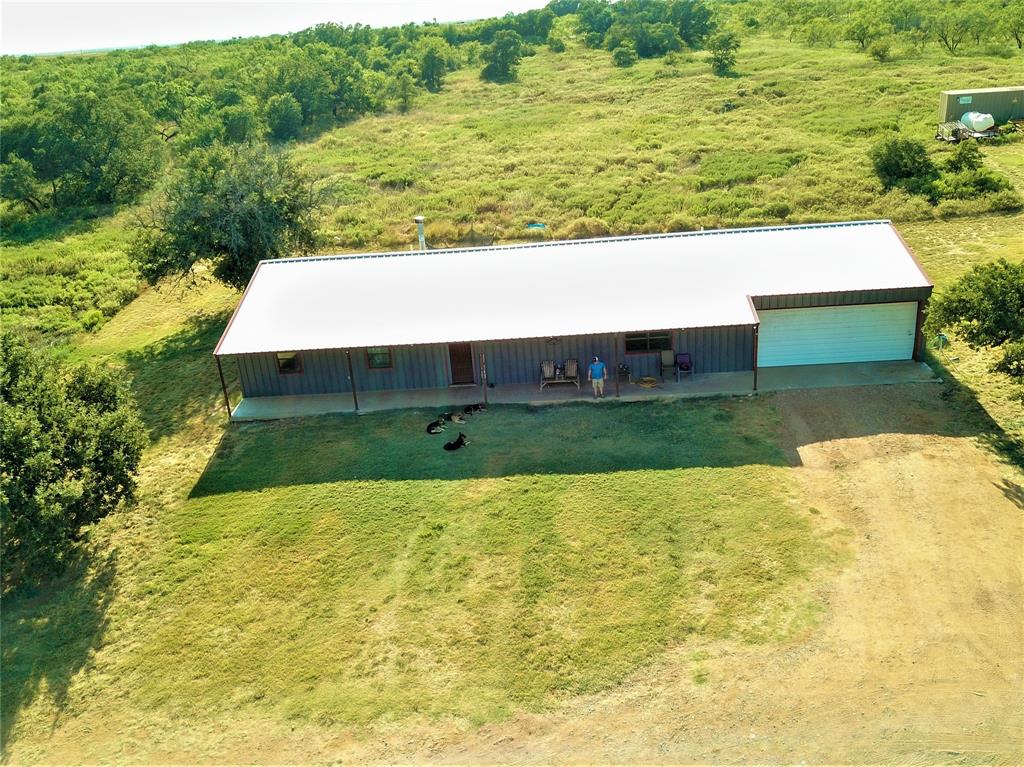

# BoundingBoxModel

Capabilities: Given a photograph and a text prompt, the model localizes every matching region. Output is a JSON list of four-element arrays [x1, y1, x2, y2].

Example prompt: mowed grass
[[2, 396, 833, 744]]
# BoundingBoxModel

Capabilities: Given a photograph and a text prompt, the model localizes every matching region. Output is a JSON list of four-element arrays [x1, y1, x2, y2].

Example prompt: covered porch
[[229, 360, 937, 421]]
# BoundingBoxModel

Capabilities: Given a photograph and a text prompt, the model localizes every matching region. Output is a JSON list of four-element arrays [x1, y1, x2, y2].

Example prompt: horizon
[[1, 0, 549, 56]]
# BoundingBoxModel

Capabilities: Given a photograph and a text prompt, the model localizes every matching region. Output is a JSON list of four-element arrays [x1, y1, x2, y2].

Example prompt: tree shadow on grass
[[0, 550, 117, 755], [121, 310, 235, 443], [0, 205, 114, 247]]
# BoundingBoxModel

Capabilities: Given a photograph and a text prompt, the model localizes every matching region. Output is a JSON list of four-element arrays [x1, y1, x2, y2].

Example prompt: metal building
[[213, 220, 932, 418], [938, 86, 1024, 123]]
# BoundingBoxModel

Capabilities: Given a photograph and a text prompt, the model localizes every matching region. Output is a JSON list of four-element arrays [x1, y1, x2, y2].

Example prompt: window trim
[[365, 346, 394, 371], [624, 330, 673, 355], [275, 351, 304, 375]]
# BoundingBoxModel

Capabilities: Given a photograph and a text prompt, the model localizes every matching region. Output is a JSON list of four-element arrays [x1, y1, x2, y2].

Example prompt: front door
[[448, 343, 475, 385]]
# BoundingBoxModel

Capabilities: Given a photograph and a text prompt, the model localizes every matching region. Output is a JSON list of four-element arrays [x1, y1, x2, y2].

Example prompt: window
[[625, 331, 672, 353], [276, 352, 303, 374], [366, 347, 392, 370]]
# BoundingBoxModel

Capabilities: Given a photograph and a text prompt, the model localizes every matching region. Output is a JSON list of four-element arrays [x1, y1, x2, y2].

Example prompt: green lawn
[[2, 396, 834, 748]]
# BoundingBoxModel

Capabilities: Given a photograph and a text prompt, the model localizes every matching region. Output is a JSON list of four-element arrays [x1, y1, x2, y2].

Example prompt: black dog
[[443, 432, 470, 451], [463, 403, 487, 415], [426, 418, 447, 434]]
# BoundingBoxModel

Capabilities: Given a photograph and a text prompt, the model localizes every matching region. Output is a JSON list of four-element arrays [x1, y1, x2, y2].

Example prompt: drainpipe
[[752, 324, 759, 392], [613, 334, 621, 398], [414, 215, 426, 252]]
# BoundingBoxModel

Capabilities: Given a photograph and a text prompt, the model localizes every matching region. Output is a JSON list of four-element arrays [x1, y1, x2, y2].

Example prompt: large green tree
[[481, 30, 527, 82], [1, 332, 146, 593], [130, 142, 322, 289], [7, 84, 163, 207]]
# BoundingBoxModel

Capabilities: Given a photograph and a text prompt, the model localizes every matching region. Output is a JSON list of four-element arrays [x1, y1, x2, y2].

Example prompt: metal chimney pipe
[[414, 215, 426, 251]]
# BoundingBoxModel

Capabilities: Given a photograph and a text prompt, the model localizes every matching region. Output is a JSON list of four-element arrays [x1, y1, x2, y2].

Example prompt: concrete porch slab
[[229, 360, 938, 421]]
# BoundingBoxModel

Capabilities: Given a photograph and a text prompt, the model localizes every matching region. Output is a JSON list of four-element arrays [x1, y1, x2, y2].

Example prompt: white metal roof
[[214, 220, 932, 356]]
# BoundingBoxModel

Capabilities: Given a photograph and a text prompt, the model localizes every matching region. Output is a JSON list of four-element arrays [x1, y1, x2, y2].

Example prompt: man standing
[[588, 355, 607, 399]]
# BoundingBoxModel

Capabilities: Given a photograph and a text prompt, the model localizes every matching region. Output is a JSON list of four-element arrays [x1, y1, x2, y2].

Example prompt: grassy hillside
[[298, 35, 1023, 249], [4, 34, 1022, 340], [2, 29, 1023, 762]]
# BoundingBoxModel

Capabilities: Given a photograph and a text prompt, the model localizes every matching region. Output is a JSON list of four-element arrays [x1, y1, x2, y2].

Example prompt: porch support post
[[752, 324, 759, 392], [215, 355, 232, 421], [613, 333, 621, 398], [346, 349, 360, 412], [480, 346, 488, 405]]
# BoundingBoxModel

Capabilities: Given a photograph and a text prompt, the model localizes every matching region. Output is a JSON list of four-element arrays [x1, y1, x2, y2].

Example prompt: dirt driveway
[[363, 384, 1022, 765]]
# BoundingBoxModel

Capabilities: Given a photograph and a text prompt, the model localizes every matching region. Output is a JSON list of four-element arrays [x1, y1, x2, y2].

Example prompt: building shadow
[[0, 550, 118, 755], [189, 377, 1021, 496], [122, 310, 236, 443]]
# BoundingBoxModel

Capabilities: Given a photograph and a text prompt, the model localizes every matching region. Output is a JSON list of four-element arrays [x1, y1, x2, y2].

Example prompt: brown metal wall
[[752, 287, 931, 311]]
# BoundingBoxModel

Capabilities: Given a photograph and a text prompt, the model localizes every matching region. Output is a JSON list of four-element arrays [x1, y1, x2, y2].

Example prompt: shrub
[[481, 30, 526, 82], [993, 340, 1024, 380], [928, 258, 1024, 348], [933, 168, 1012, 200], [868, 39, 892, 62], [945, 141, 983, 173], [559, 217, 611, 239], [708, 32, 739, 76], [869, 137, 937, 190], [612, 42, 639, 67], [1, 332, 147, 593], [547, 34, 566, 53]]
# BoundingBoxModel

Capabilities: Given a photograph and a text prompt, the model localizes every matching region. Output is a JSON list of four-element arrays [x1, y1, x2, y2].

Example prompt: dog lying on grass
[[443, 432, 470, 451], [426, 418, 447, 434], [463, 403, 487, 415]]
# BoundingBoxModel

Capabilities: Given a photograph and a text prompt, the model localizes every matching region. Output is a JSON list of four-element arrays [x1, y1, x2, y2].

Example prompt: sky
[[1, 0, 549, 56]]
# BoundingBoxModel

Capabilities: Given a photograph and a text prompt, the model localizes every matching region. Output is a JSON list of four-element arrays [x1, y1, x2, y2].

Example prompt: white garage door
[[757, 302, 918, 367]]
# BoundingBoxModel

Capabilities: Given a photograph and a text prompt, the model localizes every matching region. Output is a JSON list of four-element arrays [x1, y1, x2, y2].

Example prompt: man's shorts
[[592, 377, 605, 395]]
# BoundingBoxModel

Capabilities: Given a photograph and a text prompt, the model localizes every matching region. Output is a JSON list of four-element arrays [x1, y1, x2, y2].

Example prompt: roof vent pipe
[[414, 215, 426, 252]]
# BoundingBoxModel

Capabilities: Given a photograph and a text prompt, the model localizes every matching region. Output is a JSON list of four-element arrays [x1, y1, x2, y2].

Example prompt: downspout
[[216, 355, 232, 421], [752, 324, 760, 392], [346, 349, 360, 412]]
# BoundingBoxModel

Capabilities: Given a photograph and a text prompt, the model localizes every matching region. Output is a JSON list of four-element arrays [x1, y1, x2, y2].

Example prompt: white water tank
[[961, 111, 995, 131]]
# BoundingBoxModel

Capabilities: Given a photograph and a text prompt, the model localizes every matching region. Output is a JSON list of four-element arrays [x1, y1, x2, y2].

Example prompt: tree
[[612, 42, 639, 67], [388, 70, 418, 113], [845, 14, 885, 50], [1, 331, 146, 593], [707, 31, 739, 76], [1001, 0, 1024, 48], [17, 86, 163, 207], [266, 94, 303, 140], [868, 38, 892, 61], [130, 142, 321, 290], [481, 30, 526, 82], [928, 258, 1024, 377], [418, 37, 451, 92], [931, 7, 971, 53], [869, 137, 937, 191], [0, 155, 44, 213], [945, 140, 984, 173]]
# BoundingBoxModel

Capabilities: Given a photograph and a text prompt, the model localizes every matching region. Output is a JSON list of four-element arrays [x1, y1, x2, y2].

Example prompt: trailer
[[935, 120, 1000, 143]]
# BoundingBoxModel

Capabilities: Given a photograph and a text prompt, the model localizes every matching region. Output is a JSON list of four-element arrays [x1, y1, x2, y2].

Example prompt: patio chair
[[659, 349, 676, 380], [675, 352, 694, 382], [539, 360, 556, 390], [563, 358, 580, 389]]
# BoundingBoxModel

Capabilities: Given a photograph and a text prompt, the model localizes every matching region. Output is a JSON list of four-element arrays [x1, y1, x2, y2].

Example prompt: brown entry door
[[448, 343, 475, 385]]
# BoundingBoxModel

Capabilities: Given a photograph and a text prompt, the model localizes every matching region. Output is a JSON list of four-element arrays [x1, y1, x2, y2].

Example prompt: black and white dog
[[426, 418, 447, 434], [443, 432, 471, 451], [463, 403, 487, 415]]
